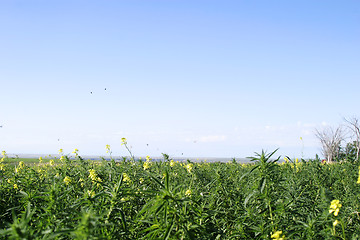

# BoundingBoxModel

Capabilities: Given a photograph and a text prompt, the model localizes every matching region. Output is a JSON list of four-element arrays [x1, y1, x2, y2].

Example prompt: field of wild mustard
[[1, 138, 360, 239]]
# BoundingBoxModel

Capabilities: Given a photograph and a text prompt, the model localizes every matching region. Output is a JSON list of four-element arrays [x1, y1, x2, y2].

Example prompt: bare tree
[[315, 125, 345, 162], [344, 116, 360, 161]]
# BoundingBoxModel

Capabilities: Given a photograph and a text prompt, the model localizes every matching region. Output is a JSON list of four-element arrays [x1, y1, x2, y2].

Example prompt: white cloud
[[301, 129, 312, 136], [321, 121, 329, 126], [198, 135, 227, 143]]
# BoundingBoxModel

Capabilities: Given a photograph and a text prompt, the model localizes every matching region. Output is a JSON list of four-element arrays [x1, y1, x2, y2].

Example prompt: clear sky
[[1, 0, 359, 159]]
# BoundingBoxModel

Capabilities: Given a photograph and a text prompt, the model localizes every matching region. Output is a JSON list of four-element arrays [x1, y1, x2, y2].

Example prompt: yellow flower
[[18, 161, 24, 168], [271, 230, 285, 240], [13, 184, 18, 190], [49, 159, 55, 166], [357, 166, 360, 184], [333, 220, 340, 227], [185, 163, 193, 173], [39, 157, 43, 163], [1, 150, 6, 156], [88, 169, 101, 183], [79, 178, 84, 187], [7, 179, 11, 183], [59, 148, 63, 154], [87, 190, 95, 198], [55, 173, 60, 178], [139, 177, 144, 184], [121, 138, 127, 145], [143, 161, 151, 170], [63, 176, 72, 185], [105, 144, 111, 153], [123, 173, 131, 183], [89, 169, 97, 179], [0, 157, 4, 163], [72, 148, 79, 154], [284, 157, 289, 163], [170, 160, 175, 167], [185, 189, 192, 197], [329, 199, 342, 216], [0, 163, 4, 170]]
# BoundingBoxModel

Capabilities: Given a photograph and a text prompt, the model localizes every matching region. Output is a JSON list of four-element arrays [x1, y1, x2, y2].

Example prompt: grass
[[3, 158, 45, 164], [1, 144, 360, 239], [2, 158, 64, 165]]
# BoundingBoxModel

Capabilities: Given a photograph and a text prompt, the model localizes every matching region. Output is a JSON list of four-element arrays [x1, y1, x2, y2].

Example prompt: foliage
[[1, 148, 360, 239], [338, 141, 359, 163]]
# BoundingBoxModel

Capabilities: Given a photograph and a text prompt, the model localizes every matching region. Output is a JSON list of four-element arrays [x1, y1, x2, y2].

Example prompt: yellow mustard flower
[[18, 161, 24, 168], [143, 161, 151, 170], [123, 173, 131, 183], [271, 230, 285, 240], [79, 178, 84, 187], [333, 220, 340, 227], [63, 176, 72, 185], [185, 189, 192, 197], [0, 157, 4, 163], [39, 157, 43, 163], [87, 190, 95, 198], [329, 199, 342, 216], [185, 163, 193, 173], [72, 148, 79, 154], [357, 166, 360, 184], [13, 184, 18, 190], [88, 169, 97, 180], [1, 150, 6, 156], [59, 149, 63, 154], [0, 164, 4, 170], [88, 169, 101, 183], [121, 138, 127, 145], [49, 159, 55, 166], [139, 177, 144, 184], [169, 159, 175, 167], [105, 144, 111, 153]]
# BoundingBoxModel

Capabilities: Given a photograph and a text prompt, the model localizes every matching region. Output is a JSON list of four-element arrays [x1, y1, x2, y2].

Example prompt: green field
[[1, 149, 360, 239], [2, 158, 53, 164]]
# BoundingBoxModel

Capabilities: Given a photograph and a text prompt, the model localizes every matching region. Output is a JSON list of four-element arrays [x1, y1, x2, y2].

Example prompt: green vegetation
[[1, 158, 56, 164], [1, 142, 360, 239]]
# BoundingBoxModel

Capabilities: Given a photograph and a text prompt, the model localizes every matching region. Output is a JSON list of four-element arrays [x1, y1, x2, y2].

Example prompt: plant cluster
[[1, 146, 360, 239]]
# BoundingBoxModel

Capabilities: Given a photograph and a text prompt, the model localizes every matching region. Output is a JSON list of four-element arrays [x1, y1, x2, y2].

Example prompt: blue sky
[[1, 0, 359, 159]]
